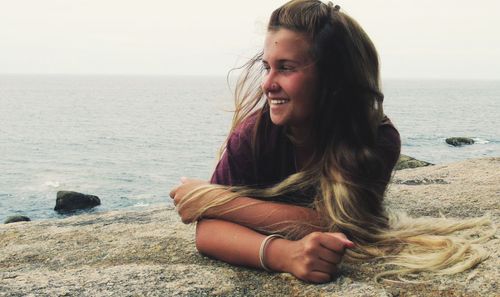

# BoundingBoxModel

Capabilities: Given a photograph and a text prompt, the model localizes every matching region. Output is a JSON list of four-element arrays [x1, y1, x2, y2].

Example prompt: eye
[[279, 64, 295, 73], [261, 62, 270, 73]]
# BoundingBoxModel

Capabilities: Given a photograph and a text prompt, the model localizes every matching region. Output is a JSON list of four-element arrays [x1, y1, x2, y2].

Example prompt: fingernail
[[180, 176, 188, 183]]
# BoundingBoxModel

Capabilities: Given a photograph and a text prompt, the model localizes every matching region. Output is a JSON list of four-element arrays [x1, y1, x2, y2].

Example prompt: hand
[[169, 177, 209, 223], [271, 232, 354, 283]]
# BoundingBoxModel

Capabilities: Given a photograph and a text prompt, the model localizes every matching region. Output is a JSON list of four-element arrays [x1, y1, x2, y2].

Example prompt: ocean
[[1, 75, 498, 221]]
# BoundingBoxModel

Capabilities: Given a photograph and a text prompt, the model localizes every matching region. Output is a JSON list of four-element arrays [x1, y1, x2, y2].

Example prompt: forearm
[[195, 219, 288, 271], [173, 182, 325, 238], [204, 196, 324, 236], [196, 218, 354, 283]]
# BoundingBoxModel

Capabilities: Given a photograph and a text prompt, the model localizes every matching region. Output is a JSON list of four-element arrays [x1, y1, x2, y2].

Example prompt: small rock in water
[[395, 154, 433, 170], [4, 215, 31, 224], [446, 137, 474, 146], [54, 191, 101, 212]]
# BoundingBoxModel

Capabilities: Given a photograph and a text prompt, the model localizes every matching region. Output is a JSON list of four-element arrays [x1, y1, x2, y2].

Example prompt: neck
[[290, 124, 314, 170], [290, 123, 313, 146]]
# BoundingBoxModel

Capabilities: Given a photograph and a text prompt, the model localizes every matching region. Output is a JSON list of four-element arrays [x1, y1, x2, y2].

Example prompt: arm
[[204, 196, 324, 236], [170, 179, 324, 237], [170, 180, 353, 283], [196, 218, 354, 283]]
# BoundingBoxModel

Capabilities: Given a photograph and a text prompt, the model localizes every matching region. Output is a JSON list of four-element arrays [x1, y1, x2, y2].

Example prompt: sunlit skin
[[169, 177, 354, 283], [262, 29, 318, 143]]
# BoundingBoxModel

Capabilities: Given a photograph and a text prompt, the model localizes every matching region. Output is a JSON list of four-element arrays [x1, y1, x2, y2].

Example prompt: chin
[[269, 114, 287, 126]]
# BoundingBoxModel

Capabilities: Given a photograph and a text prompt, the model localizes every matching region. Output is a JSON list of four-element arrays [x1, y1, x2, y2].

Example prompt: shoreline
[[3, 154, 496, 223], [1, 157, 499, 296]]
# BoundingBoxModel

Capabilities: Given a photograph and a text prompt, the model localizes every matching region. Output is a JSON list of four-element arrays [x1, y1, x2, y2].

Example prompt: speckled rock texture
[[445, 137, 475, 146], [395, 154, 433, 170], [1, 157, 498, 297], [3, 215, 31, 224]]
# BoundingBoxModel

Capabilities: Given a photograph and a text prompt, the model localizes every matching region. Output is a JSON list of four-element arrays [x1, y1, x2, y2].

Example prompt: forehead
[[263, 29, 312, 62]]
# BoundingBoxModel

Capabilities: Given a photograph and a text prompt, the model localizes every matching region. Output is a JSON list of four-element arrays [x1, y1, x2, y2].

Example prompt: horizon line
[[1, 73, 499, 81]]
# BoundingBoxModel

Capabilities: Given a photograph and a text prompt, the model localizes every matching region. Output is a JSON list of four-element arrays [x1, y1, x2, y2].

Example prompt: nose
[[261, 72, 280, 95]]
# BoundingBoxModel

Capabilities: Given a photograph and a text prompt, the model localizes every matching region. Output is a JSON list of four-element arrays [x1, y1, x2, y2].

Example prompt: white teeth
[[270, 99, 289, 105]]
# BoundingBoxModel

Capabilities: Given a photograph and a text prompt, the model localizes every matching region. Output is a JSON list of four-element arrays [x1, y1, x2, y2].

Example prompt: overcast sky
[[1, 0, 499, 79]]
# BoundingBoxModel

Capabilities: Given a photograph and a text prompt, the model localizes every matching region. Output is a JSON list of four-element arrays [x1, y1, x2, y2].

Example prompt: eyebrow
[[261, 59, 300, 65]]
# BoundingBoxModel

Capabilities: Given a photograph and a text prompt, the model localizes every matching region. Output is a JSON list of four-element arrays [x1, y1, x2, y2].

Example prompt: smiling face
[[261, 29, 318, 132]]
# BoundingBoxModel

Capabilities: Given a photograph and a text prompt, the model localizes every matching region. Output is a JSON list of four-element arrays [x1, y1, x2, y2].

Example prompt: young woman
[[170, 0, 491, 283]]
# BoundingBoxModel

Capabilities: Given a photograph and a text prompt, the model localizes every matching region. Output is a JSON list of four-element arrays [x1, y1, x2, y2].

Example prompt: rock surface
[[395, 154, 433, 170], [446, 137, 475, 146], [4, 216, 31, 224], [54, 191, 101, 212], [1, 157, 498, 297]]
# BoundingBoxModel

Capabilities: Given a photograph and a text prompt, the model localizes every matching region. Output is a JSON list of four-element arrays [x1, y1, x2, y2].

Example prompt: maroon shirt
[[211, 113, 401, 205]]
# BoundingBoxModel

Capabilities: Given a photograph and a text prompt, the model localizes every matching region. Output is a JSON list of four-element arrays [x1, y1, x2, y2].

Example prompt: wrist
[[264, 238, 290, 272], [202, 189, 230, 218]]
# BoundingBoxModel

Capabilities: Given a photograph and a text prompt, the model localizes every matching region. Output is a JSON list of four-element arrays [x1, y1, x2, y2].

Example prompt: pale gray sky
[[1, 0, 499, 79]]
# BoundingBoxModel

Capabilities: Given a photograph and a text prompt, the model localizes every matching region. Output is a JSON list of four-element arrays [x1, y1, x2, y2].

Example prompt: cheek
[[300, 98, 316, 119], [296, 82, 317, 112]]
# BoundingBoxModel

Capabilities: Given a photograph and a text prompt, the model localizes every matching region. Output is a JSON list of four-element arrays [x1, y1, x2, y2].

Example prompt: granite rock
[[54, 191, 101, 212], [446, 137, 475, 146], [394, 154, 433, 170], [4, 215, 31, 224]]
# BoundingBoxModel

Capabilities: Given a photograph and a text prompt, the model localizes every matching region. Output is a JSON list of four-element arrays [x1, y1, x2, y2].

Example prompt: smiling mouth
[[270, 99, 290, 105]]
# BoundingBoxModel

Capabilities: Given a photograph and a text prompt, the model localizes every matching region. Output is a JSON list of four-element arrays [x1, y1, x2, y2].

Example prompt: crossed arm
[[169, 178, 354, 283]]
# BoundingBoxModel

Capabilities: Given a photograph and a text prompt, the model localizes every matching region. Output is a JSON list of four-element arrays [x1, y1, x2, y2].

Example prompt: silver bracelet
[[259, 234, 285, 272]]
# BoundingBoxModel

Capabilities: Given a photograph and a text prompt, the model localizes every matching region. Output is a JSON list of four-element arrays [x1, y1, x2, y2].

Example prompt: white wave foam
[[133, 202, 150, 207], [473, 138, 490, 144], [44, 181, 60, 188]]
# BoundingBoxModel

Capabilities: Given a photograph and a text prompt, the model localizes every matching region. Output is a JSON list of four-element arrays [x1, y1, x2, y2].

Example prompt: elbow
[[195, 219, 211, 254]]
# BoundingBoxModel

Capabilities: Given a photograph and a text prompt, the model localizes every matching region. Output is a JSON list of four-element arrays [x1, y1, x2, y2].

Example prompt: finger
[[330, 232, 355, 248], [169, 186, 179, 199], [180, 176, 188, 184], [306, 271, 332, 283], [311, 258, 338, 275], [319, 233, 353, 253], [316, 247, 342, 265]]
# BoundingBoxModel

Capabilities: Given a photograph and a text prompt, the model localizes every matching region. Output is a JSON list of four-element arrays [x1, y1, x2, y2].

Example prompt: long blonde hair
[[178, 0, 493, 281]]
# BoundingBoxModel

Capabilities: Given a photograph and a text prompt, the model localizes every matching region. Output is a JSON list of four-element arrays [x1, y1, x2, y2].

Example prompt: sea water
[[1, 75, 498, 220]]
